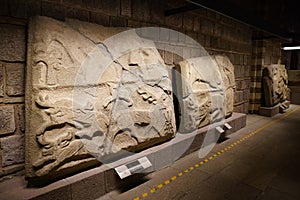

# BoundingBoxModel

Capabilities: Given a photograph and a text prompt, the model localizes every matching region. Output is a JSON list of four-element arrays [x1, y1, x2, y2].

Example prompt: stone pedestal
[[259, 100, 290, 117], [259, 105, 280, 117]]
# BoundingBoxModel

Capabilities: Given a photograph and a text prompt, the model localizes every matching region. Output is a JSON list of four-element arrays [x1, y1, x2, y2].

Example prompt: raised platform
[[0, 113, 246, 200], [259, 101, 290, 117]]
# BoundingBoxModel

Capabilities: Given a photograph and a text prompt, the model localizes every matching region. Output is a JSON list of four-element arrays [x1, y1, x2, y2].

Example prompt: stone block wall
[[0, 0, 257, 179], [0, 19, 26, 179], [249, 38, 282, 113]]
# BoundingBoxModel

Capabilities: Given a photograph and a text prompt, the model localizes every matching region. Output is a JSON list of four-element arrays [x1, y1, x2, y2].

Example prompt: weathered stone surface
[[176, 55, 235, 133], [0, 24, 26, 61], [0, 105, 16, 136], [262, 64, 289, 107], [17, 104, 25, 132], [6, 63, 25, 96], [0, 65, 4, 97], [0, 135, 24, 167], [26, 16, 176, 182], [213, 55, 235, 117], [176, 56, 226, 133]]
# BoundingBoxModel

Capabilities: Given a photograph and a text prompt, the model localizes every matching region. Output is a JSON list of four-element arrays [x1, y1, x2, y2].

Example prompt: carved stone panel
[[213, 55, 235, 118], [25, 16, 176, 183], [262, 64, 288, 107], [176, 56, 226, 133]]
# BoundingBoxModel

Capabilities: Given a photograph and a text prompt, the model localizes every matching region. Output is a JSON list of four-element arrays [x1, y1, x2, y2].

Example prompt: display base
[[0, 113, 247, 200], [259, 101, 290, 117]]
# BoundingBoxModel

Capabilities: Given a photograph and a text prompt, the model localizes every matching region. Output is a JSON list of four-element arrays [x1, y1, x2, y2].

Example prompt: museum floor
[[100, 104, 300, 200]]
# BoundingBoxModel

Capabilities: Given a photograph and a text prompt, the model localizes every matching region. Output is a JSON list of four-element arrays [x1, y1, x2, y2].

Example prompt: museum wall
[[0, 0, 280, 179], [250, 38, 282, 113]]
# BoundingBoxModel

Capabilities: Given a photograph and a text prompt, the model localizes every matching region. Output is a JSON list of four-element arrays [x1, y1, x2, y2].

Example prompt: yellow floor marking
[[133, 106, 300, 200], [142, 193, 148, 197]]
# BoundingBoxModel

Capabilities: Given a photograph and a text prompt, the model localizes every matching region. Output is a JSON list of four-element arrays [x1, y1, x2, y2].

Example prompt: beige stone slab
[[25, 16, 176, 184], [176, 55, 236, 133], [262, 64, 289, 107]]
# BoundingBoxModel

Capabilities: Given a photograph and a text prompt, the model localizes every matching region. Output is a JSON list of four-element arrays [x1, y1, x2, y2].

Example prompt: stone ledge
[[259, 105, 279, 117], [0, 113, 246, 200], [259, 101, 290, 117]]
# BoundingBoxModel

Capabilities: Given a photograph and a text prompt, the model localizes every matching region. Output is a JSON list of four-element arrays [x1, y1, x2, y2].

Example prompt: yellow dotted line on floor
[[132, 106, 300, 200]]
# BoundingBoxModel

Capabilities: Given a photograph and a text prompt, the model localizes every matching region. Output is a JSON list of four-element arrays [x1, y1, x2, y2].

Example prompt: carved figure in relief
[[33, 94, 109, 176], [108, 61, 175, 152], [262, 65, 288, 107], [214, 55, 235, 118], [33, 40, 74, 87], [26, 17, 176, 181], [177, 56, 226, 133]]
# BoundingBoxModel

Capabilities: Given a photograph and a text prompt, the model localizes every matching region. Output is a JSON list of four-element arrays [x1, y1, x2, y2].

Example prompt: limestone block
[[213, 55, 235, 117], [0, 24, 26, 62], [262, 64, 288, 107], [176, 56, 226, 133], [6, 63, 25, 96], [0, 135, 24, 167], [0, 105, 16, 136], [25, 16, 176, 181]]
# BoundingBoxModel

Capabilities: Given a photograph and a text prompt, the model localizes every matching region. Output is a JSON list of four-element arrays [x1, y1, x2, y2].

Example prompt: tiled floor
[[99, 105, 300, 200]]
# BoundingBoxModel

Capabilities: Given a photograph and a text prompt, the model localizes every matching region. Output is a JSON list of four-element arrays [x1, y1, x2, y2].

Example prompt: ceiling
[[167, 0, 300, 42]]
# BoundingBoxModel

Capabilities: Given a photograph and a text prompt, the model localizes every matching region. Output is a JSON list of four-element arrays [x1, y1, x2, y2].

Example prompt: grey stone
[[70, 171, 105, 200], [259, 105, 279, 117], [0, 105, 16, 136], [0, 135, 24, 167], [5, 63, 25, 96], [0, 24, 26, 62]]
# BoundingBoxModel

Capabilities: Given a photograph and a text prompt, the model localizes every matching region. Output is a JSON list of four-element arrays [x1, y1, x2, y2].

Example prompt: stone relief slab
[[25, 16, 176, 182], [262, 64, 288, 107], [176, 56, 226, 133], [213, 55, 235, 118]]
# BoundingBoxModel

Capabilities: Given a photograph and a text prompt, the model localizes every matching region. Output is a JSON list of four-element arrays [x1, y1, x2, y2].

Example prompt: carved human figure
[[262, 65, 289, 107]]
